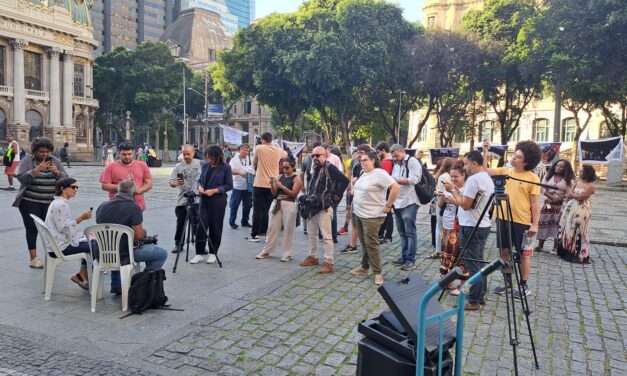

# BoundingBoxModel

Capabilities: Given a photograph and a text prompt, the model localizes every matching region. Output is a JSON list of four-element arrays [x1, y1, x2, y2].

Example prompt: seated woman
[[255, 158, 303, 262], [557, 165, 596, 264], [45, 177, 94, 290]]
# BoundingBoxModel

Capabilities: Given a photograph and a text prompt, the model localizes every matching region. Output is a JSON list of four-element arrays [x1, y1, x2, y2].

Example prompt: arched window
[[533, 119, 550, 142], [75, 114, 87, 143], [417, 125, 428, 142], [480, 120, 494, 142], [26, 109, 43, 140], [562, 118, 576, 142], [0, 108, 6, 140]]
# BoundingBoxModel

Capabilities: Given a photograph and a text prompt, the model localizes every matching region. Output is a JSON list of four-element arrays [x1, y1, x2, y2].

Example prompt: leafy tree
[[463, 0, 544, 145]]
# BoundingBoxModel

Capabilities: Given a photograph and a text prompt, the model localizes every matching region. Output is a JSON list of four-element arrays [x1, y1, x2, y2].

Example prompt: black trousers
[[431, 214, 437, 247], [174, 204, 198, 247], [195, 196, 227, 255], [251, 187, 274, 237], [18, 200, 51, 250], [378, 212, 394, 240]]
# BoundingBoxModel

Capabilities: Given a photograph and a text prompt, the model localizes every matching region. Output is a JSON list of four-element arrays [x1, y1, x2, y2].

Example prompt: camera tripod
[[172, 196, 223, 273], [438, 180, 545, 375]]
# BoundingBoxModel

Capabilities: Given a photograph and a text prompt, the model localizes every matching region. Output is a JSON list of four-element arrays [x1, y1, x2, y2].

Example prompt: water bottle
[[521, 231, 534, 256]]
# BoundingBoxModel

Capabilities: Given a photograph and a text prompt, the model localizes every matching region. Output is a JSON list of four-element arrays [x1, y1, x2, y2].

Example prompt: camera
[[134, 235, 158, 248], [183, 191, 197, 199], [492, 175, 507, 193], [298, 195, 322, 219]]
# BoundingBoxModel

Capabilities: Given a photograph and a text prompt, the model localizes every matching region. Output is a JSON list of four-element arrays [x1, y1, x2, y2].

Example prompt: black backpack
[[405, 157, 436, 205], [2, 149, 15, 167], [127, 269, 169, 314]]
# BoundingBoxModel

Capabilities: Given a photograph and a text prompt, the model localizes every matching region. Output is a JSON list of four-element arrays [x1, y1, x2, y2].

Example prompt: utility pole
[[125, 111, 131, 141], [183, 65, 187, 145], [204, 71, 208, 148]]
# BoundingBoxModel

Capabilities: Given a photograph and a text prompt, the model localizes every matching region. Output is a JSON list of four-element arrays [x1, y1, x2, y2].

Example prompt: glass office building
[[180, 0, 253, 34], [225, 0, 255, 29]]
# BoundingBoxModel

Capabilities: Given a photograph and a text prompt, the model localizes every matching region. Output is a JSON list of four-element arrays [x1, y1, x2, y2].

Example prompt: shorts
[[496, 219, 530, 256], [5, 161, 19, 176]]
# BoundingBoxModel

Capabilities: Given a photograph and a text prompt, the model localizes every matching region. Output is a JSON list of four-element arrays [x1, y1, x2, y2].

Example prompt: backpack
[[127, 269, 169, 314], [404, 157, 436, 205], [60, 148, 68, 158], [2, 148, 14, 167]]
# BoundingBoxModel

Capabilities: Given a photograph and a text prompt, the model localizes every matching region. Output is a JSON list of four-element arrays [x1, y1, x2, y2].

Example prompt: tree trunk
[[408, 97, 435, 148], [153, 113, 161, 159]]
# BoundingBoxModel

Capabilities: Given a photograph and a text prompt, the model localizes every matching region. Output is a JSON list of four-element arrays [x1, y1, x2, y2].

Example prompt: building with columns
[[0, 0, 99, 159], [408, 0, 612, 163]]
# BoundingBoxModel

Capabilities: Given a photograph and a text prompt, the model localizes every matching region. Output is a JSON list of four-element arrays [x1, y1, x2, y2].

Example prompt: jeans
[[111, 243, 168, 288], [332, 206, 338, 241], [59, 241, 93, 267], [459, 226, 491, 305], [393, 204, 418, 263], [252, 187, 274, 237], [229, 189, 252, 226]]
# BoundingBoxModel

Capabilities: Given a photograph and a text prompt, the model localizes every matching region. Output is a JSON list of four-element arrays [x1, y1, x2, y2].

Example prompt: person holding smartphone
[[12, 137, 67, 269], [169, 144, 202, 253]]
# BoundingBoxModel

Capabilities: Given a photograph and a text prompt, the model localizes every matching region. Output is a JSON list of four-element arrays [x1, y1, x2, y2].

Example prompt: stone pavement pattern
[[0, 164, 626, 375]]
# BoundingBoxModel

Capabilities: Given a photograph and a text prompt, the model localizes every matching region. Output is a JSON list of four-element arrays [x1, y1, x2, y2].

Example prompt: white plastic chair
[[83, 224, 139, 312], [30, 214, 93, 301]]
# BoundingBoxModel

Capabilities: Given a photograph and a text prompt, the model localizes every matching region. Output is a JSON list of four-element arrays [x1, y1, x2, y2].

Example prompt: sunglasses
[[69, 185, 79, 190], [360, 159, 371, 163], [283, 166, 292, 169], [312, 154, 322, 158]]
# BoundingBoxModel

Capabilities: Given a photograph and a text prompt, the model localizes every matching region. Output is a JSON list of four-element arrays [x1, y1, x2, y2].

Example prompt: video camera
[[134, 235, 159, 248], [298, 195, 322, 219], [492, 175, 507, 194]]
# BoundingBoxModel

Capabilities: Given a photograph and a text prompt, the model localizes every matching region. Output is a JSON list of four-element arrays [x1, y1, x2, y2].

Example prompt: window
[[242, 122, 249, 144], [0, 108, 6, 140], [510, 126, 520, 142], [74, 62, 85, 97], [0, 45, 5, 86], [215, 127, 220, 143], [244, 101, 252, 115], [75, 114, 88, 143], [207, 128, 212, 144], [26, 110, 43, 140], [533, 119, 549, 142], [427, 16, 436, 29], [208, 49, 216, 62], [480, 120, 494, 142], [24, 51, 42, 91], [562, 118, 576, 142], [417, 125, 428, 142]]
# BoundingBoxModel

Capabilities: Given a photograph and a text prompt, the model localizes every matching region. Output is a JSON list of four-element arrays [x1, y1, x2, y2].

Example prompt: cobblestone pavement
[[0, 164, 625, 375]]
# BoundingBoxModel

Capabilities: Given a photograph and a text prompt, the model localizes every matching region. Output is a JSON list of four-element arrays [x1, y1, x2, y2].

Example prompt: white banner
[[219, 124, 249, 145], [579, 136, 624, 164], [282, 141, 306, 157]]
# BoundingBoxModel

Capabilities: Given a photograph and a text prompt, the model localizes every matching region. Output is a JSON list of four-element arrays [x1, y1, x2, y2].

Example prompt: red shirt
[[99, 160, 152, 210], [380, 159, 393, 175]]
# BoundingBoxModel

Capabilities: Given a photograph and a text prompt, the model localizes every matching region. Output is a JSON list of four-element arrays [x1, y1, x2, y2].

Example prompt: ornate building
[[409, 0, 610, 160], [0, 0, 99, 159]]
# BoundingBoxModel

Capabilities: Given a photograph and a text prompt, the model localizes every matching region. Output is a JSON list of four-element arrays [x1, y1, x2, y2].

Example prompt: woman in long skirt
[[536, 159, 575, 254], [557, 165, 596, 264]]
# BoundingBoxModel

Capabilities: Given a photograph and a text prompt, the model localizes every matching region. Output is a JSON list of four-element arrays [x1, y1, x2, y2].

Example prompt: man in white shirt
[[169, 145, 202, 253], [390, 144, 423, 271], [229, 144, 255, 229], [441, 150, 494, 310]]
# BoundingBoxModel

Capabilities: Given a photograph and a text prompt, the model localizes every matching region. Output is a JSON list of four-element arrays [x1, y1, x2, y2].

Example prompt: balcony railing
[[0, 86, 13, 97], [72, 96, 99, 108], [25, 89, 49, 101]]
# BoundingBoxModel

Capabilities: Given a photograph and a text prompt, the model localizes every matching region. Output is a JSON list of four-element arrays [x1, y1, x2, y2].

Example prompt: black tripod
[[438, 175, 552, 375], [172, 195, 223, 273]]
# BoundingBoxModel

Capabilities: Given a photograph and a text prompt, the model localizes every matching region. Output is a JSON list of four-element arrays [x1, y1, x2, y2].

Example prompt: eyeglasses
[[312, 154, 322, 158], [70, 185, 79, 190], [360, 159, 371, 163], [283, 166, 292, 170]]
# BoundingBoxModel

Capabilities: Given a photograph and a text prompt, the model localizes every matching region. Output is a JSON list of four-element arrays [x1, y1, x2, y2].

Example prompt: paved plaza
[[0, 164, 625, 375]]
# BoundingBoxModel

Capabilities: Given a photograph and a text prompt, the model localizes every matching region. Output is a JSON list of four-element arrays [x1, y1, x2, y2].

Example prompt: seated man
[[95, 179, 167, 294]]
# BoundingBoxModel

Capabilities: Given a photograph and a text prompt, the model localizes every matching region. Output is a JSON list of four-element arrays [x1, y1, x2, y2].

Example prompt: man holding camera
[[100, 142, 152, 211], [483, 140, 542, 298], [169, 145, 202, 253], [299, 146, 348, 273], [96, 180, 167, 294]]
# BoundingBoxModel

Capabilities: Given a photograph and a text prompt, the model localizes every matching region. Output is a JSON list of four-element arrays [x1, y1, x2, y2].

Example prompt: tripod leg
[[172, 211, 189, 274], [512, 260, 541, 370]]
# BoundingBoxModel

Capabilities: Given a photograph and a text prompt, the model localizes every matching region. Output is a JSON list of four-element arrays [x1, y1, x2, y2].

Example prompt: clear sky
[[256, 0, 425, 23]]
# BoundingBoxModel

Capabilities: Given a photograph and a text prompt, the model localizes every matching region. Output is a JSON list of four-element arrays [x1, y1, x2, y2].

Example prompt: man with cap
[[390, 143, 422, 270]]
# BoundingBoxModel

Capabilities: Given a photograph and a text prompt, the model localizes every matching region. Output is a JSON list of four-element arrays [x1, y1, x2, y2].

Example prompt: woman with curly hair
[[536, 159, 575, 254], [557, 165, 596, 264], [13, 137, 67, 268]]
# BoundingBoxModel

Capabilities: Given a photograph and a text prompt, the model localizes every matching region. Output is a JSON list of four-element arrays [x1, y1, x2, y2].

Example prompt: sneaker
[[513, 285, 532, 299], [299, 256, 320, 267], [230, 224, 239, 229], [494, 285, 510, 295], [171, 246, 181, 254], [189, 255, 204, 264], [464, 303, 481, 311], [206, 254, 217, 264], [110, 287, 122, 295], [374, 274, 384, 285], [379, 238, 392, 245], [338, 227, 349, 235], [245, 235, 260, 242], [29, 258, 44, 269], [350, 267, 371, 276], [255, 252, 270, 259], [340, 244, 358, 254], [319, 261, 333, 274], [6, 186, 15, 191], [400, 261, 416, 271], [280, 256, 292, 262], [333, 238, 338, 244], [241, 223, 252, 228], [391, 257, 405, 265]]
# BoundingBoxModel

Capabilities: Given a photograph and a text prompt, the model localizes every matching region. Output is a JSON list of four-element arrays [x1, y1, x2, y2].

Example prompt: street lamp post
[[553, 26, 565, 142], [125, 111, 131, 141], [397, 90, 406, 143]]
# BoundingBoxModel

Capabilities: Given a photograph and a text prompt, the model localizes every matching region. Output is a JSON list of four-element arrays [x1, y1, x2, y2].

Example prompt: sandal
[[427, 252, 441, 259], [533, 246, 543, 253], [71, 273, 89, 291]]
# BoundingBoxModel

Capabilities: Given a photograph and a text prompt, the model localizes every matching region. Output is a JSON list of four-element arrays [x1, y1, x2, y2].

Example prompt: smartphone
[[177, 173, 184, 181], [44, 156, 53, 163], [90, 207, 93, 211]]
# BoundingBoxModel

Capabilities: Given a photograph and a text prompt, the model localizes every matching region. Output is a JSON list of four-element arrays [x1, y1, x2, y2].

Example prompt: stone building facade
[[0, 0, 99, 159]]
